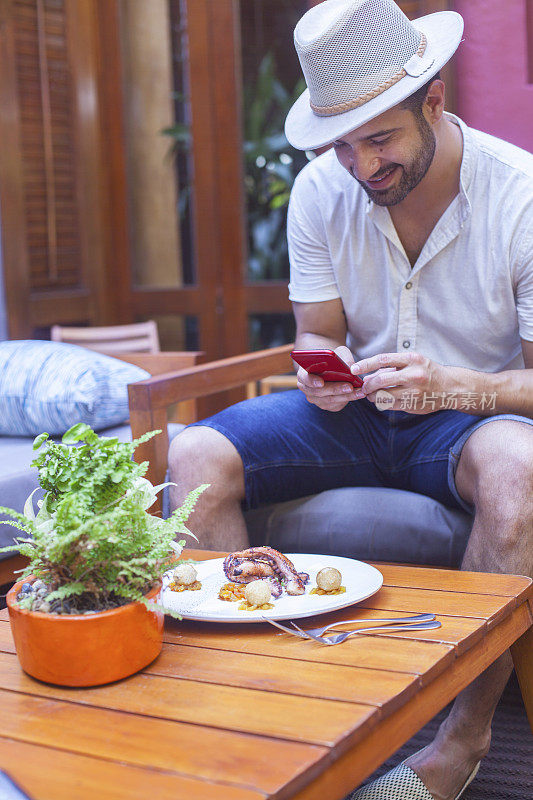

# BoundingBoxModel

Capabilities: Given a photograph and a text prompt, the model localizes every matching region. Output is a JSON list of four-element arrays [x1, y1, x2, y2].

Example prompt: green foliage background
[[162, 53, 311, 283], [243, 53, 309, 281]]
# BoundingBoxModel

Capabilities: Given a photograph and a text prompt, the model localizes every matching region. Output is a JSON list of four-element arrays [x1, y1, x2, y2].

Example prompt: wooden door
[[119, 0, 249, 363]]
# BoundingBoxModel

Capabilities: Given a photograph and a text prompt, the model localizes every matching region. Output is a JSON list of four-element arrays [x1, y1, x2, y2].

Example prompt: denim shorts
[[188, 390, 533, 513]]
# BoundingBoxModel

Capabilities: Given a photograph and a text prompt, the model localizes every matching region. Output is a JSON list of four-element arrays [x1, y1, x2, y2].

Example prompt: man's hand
[[351, 351, 449, 414], [296, 345, 359, 411]]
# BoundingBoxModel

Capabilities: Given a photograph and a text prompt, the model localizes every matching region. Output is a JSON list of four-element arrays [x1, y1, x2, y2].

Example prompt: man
[[169, 1, 533, 798]]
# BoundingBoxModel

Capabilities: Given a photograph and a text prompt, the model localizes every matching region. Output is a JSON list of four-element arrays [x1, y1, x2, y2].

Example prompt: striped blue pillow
[[0, 340, 150, 436]]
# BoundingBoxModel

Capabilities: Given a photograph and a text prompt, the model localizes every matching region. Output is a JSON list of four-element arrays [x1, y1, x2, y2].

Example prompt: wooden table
[[0, 551, 531, 800]]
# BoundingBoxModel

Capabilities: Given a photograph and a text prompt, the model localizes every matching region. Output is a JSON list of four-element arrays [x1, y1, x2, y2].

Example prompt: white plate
[[161, 554, 383, 623]]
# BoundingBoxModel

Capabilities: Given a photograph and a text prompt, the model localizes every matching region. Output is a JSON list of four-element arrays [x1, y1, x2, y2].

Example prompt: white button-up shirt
[[288, 115, 533, 372]]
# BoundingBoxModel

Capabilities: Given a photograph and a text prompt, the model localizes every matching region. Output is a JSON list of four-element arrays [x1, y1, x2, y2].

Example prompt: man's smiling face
[[331, 104, 437, 206]]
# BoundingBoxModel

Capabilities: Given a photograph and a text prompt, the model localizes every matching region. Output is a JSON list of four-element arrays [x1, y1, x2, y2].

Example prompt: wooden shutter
[[0, 0, 128, 337], [13, 0, 81, 290]]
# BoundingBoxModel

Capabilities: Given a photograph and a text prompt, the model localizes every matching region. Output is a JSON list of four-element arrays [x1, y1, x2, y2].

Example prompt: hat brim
[[284, 11, 464, 151]]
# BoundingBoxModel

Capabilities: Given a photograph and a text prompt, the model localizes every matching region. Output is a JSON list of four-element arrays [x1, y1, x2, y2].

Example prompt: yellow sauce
[[169, 580, 202, 592]]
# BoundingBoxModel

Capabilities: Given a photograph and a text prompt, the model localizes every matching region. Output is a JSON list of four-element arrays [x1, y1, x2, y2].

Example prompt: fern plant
[[0, 423, 207, 616]]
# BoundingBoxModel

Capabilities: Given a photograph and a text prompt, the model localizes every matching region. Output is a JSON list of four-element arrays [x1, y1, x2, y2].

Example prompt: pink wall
[[454, 0, 532, 151]]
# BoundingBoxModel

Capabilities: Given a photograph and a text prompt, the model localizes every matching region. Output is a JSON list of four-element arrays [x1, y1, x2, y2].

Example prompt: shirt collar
[[448, 113, 476, 214]]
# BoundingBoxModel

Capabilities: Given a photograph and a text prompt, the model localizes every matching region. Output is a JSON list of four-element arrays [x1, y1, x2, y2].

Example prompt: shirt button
[[403, 340, 411, 348], [405, 281, 413, 289]]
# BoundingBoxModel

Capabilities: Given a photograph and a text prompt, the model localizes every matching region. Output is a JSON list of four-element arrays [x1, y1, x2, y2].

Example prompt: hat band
[[310, 33, 427, 118]]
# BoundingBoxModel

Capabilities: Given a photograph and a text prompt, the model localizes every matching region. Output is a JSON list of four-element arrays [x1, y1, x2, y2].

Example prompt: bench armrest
[[128, 344, 294, 490]]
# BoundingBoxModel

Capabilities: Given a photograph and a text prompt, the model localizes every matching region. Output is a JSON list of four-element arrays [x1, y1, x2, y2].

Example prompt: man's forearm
[[294, 332, 346, 351], [442, 366, 533, 417]]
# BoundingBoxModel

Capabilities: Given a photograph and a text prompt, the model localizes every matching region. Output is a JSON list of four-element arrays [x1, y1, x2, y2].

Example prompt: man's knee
[[456, 420, 533, 511], [168, 425, 245, 498]]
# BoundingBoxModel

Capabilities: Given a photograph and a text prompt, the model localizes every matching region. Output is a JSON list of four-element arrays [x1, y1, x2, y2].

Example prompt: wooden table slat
[[143, 642, 420, 710], [0, 689, 326, 796], [371, 564, 532, 601], [0, 652, 376, 747], [0, 621, 15, 654], [167, 608, 485, 658], [164, 621, 455, 682], [0, 736, 267, 800], [357, 585, 517, 623]]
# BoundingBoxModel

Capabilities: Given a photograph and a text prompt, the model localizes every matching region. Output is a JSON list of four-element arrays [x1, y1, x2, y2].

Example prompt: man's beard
[[356, 113, 436, 206]]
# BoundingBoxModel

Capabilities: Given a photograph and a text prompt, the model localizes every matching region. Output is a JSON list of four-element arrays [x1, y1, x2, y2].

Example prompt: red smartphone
[[291, 349, 363, 388]]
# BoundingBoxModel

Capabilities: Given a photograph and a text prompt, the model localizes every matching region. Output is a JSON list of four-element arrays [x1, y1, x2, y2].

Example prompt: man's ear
[[424, 79, 445, 123]]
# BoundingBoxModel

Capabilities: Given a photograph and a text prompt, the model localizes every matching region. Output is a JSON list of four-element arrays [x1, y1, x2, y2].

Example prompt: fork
[[261, 613, 435, 639], [291, 618, 442, 645], [292, 613, 435, 638]]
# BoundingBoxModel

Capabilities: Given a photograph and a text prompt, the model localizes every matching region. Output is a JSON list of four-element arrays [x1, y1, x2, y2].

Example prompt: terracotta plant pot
[[6, 577, 164, 687]]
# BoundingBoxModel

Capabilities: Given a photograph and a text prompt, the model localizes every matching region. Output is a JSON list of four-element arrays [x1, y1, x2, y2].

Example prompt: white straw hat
[[285, 0, 464, 151]]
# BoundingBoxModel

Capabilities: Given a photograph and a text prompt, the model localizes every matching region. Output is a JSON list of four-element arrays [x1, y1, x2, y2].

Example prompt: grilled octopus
[[223, 546, 309, 596]]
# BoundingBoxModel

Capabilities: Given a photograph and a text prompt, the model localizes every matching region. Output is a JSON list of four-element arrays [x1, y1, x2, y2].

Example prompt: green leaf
[[23, 488, 40, 520], [62, 423, 93, 444], [143, 597, 182, 619], [168, 483, 209, 532], [15, 594, 34, 610], [270, 192, 290, 209], [33, 433, 49, 450], [46, 583, 86, 602]]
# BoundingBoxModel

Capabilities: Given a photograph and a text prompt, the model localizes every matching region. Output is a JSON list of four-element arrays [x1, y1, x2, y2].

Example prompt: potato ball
[[173, 563, 198, 586], [245, 579, 272, 606], [316, 567, 342, 591]]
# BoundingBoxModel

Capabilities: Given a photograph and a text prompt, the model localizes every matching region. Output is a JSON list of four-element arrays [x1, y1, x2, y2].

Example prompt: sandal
[[349, 760, 480, 799]]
